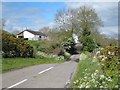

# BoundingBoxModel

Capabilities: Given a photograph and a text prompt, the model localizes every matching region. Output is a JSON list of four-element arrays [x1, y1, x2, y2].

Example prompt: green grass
[[73, 57, 100, 81], [0, 58, 2, 73], [71, 53, 119, 88], [71, 53, 102, 88], [2, 57, 64, 73]]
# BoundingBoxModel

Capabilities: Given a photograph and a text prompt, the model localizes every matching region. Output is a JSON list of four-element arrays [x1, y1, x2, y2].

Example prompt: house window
[[39, 36, 41, 38], [18, 36, 23, 38], [24, 38, 28, 40], [39, 36, 42, 40]]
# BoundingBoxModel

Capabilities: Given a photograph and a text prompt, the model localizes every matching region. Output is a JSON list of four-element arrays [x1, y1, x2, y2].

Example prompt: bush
[[64, 51, 71, 61], [35, 51, 65, 61], [61, 37, 76, 54], [27, 40, 60, 54], [72, 53, 119, 88], [99, 46, 119, 77], [52, 48, 64, 56], [80, 35, 98, 52], [2, 30, 33, 58]]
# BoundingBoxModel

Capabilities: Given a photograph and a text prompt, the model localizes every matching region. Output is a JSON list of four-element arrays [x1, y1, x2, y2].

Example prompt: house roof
[[17, 29, 47, 36]]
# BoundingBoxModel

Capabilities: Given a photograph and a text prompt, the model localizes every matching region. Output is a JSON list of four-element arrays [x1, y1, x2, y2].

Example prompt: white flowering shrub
[[73, 70, 116, 88], [98, 46, 119, 88], [36, 51, 64, 61]]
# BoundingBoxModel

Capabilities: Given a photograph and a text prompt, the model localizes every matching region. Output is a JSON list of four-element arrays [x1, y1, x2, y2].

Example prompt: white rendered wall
[[34, 35, 39, 40], [23, 31, 35, 40]]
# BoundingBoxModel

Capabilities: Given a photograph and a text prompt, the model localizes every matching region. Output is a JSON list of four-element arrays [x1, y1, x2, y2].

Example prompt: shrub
[[61, 37, 76, 54], [52, 48, 64, 56], [27, 40, 60, 54], [72, 53, 119, 88], [2, 30, 33, 58], [35, 51, 65, 61], [64, 51, 71, 61], [80, 35, 98, 52], [99, 46, 119, 77]]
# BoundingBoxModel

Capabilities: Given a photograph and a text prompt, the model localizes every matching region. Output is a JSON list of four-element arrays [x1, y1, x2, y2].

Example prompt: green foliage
[[55, 5, 103, 35], [71, 53, 102, 88], [99, 46, 119, 80], [53, 30, 72, 44], [92, 33, 118, 46], [28, 30, 73, 56], [71, 53, 119, 88], [61, 37, 76, 54], [27, 40, 59, 54], [55, 6, 103, 53], [2, 30, 33, 58], [80, 35, 98, 52], [64, 51, 71, 61]]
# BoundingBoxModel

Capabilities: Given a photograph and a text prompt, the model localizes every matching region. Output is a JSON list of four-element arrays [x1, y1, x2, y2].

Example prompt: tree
[[55, 5, 103, 36], [55, 5, 103, 52], [76, 6, 103, 34], [78, 6, 103, 51], [39, 26, 49, 34]]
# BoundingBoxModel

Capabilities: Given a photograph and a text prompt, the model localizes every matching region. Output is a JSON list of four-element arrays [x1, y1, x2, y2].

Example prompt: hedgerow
[[99, 46, 120, 85], [2, 30, 34, 58]]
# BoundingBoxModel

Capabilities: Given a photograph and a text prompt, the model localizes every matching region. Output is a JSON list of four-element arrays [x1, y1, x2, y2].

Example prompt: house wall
[[17, 30, 48, 40], [23, 31, 35, 40], [34, 35, 39, 40], [41, 36, 47, 40]]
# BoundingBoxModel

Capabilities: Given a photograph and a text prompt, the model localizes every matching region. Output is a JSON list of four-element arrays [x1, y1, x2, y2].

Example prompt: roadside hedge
[[2, 30, 34, 58], [99, 46, 120, 77]]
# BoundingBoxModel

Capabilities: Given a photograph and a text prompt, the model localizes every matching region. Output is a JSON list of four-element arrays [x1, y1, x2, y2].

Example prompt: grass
[[2, 57, 64, 73], [71, 53, 102, 88], [71, 53, 119, 88], [0, 58, 2, 73]]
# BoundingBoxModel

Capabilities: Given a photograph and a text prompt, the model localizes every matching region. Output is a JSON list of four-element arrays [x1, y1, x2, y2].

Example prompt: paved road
[[2, 61, 78, 88]]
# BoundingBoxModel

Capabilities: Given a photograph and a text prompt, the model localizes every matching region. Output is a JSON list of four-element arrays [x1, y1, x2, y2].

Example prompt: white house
[[17, 29, 48, 40]]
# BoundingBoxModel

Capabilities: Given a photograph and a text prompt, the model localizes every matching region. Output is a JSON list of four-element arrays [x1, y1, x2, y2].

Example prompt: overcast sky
[[1, 2, 118, 38]]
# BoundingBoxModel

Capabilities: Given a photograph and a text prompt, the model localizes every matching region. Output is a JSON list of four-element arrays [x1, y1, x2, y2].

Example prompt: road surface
[[2, 61, 78, 89]]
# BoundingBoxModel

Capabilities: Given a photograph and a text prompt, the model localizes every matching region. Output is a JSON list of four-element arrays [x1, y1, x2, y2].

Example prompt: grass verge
[[70, 53, 119, 88], [2, 57, 64, 73]]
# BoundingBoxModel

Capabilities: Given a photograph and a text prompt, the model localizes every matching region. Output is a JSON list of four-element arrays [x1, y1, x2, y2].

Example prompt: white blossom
[[100, 75, 105, 79]]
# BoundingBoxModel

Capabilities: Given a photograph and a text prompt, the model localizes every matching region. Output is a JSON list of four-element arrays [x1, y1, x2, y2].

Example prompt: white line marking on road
[[65, 80, 70, 88], [38, 67, 54, 74], [8, 79, 27, 88]]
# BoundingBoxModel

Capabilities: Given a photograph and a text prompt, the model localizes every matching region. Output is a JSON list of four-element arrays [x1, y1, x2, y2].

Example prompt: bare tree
[[55, 8, 77, 32], [39, 26, 49, 34]]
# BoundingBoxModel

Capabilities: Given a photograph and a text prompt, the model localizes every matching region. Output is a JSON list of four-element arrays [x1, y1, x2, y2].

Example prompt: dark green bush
[[2, 30, 33, 58], [80, 35, 98, 52]]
